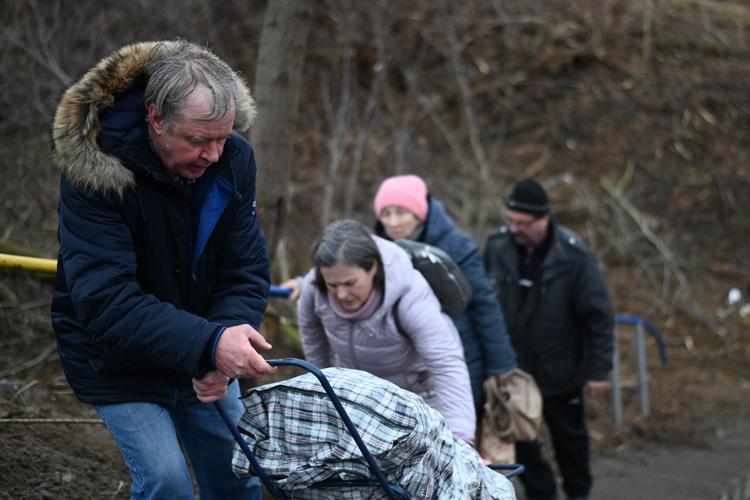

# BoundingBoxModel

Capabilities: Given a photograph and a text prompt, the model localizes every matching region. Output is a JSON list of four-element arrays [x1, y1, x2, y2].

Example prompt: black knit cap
[[506, 178, 549, 215]]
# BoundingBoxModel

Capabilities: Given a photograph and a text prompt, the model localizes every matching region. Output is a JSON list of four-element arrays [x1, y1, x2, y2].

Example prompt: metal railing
[[611, 315, 668, 429], [0, 253, 293, 298], [0, 253, 57, 273]]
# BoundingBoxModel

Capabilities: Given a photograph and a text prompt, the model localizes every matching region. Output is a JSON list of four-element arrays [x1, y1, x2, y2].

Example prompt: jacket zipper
[[348, 323, 360, 369]]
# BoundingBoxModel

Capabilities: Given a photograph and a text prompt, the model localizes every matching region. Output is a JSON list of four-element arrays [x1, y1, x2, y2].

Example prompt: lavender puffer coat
[[298, 236, 476, 442]]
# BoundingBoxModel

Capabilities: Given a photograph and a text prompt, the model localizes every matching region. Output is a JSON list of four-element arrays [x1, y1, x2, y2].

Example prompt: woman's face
[[378, 205, 421, 240], [320, 263, 378, 311]]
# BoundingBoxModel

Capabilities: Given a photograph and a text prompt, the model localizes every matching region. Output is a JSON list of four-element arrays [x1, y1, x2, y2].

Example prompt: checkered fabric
[[232, 367, 516, 499]]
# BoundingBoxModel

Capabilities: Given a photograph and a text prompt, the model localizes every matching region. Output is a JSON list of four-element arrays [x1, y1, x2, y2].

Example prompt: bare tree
[[318, 20, 354, 228], [250, 0, 312, 278]]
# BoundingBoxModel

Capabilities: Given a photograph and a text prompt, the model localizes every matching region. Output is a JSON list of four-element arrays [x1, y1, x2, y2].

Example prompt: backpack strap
[[392, 297, 407, 339]]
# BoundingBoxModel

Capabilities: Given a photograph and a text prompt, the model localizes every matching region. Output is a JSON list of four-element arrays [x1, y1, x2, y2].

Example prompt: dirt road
[[591, 421, 750, 500]]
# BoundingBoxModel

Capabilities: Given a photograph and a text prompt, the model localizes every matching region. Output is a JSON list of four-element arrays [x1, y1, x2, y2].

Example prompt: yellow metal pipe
[[0, 253, 57, 274]]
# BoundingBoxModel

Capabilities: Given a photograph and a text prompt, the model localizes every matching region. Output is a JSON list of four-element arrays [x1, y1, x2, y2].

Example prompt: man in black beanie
[[484, 178, 614, 500]]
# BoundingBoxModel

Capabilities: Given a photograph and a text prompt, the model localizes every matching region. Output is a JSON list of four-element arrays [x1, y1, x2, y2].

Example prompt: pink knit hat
[[373, 175, 429, 221]]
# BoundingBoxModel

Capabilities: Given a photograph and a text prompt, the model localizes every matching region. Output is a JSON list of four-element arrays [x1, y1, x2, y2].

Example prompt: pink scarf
[[328, 288, 383, 321]]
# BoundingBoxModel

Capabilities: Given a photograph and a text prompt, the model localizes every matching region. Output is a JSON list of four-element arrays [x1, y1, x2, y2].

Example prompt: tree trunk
[[251, 1, 312, 279]]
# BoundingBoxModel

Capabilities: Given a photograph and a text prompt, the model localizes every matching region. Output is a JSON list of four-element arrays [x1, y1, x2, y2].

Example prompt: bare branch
[[0, 340, 57, 378]]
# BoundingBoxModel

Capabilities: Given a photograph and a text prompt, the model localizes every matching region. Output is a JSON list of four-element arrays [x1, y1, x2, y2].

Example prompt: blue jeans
[[96, 381, 260, 500]]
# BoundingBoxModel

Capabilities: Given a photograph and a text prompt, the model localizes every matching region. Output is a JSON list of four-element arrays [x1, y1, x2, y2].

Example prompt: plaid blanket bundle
[[232, 367, 515, 499]]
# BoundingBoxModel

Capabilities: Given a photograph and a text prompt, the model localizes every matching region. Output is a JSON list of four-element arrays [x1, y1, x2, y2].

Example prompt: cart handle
[[214, 400, 289, 499], [489, 463, 526, 479], [216, 358, 410, 500]]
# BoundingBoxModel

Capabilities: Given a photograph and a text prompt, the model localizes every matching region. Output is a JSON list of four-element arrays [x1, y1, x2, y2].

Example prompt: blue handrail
[[615, 315, 668, 365], [269, 285, 293, 298]]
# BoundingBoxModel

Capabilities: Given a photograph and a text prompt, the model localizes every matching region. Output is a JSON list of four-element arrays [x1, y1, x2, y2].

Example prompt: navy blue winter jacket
[[376, 196, 517, 409], [51, 42, 270, 407]]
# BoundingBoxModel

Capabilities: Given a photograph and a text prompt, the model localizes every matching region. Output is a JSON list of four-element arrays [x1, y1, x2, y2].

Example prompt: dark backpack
[[393, 239, 472, 316]]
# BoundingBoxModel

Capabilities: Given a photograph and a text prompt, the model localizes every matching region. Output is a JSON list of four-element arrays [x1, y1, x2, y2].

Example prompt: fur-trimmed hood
[[52, 41, 256, 197]]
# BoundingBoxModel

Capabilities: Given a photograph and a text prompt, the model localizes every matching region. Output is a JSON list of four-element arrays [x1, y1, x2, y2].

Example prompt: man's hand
[[493, 369, 516, 384], [193, 370, 231, 403], [214, 324, 275, 379], [279, 278, 302, 301], [585, 379, 609, 397]]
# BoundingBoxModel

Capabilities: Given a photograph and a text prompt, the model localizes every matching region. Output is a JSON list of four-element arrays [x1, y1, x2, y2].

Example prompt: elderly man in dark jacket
[[484, 178, 614, 500], [51, 41, 273, 499]]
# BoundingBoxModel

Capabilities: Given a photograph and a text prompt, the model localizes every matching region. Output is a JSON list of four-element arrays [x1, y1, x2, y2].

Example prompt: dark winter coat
[[50, 42, 270, 407], [376, 196, 517, 409], [484, 222, 614, 397]]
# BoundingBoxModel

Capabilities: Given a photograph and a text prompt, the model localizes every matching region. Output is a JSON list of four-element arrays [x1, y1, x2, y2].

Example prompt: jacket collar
[[498, 221, 571, 281], [422, 196, 454, 242], [539, 222, 574, 275]]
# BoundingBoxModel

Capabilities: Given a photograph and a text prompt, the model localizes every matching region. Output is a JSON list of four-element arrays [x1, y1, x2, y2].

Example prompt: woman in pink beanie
[[281, 173, 517, 422], [373, 174, 517, 420], [373, 175, 429, 240]]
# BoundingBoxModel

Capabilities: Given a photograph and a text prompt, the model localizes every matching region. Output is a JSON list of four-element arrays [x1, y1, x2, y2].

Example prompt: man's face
[[147, 87, 235, 180], [505, 208, 549, 248]]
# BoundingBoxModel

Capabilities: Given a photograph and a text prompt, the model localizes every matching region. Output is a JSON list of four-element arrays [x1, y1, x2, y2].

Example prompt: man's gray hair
[[312, 220, 385, 295], [144, 40, 240, 129]]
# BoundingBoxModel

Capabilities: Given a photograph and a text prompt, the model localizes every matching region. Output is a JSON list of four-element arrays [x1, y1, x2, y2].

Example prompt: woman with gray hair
[[297, 219, 476, 443]]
